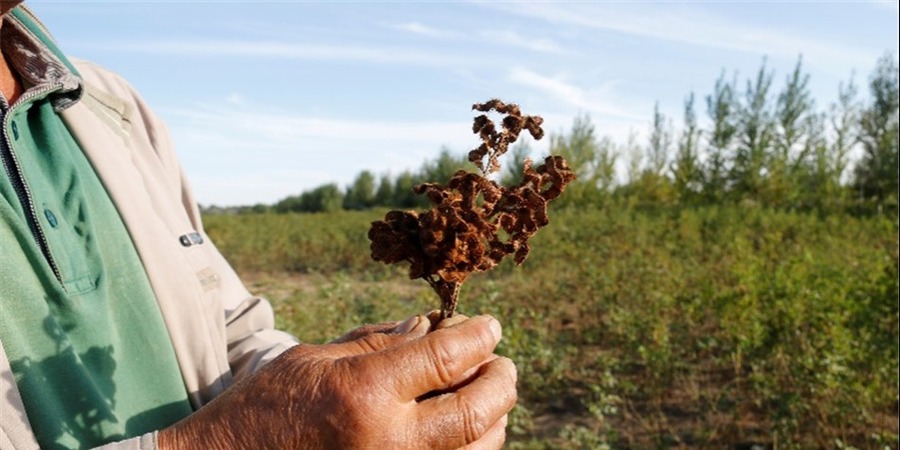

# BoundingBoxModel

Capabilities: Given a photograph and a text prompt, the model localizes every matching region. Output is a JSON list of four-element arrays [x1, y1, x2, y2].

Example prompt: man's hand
[[330, 310, 470, 344], [158, 315, 516, 450]]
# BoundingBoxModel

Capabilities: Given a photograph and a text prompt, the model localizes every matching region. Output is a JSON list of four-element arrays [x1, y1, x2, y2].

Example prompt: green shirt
[[0, 11, 192, 449]]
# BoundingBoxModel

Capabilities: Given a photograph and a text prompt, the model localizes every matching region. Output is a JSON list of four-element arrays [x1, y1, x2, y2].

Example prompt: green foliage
[[420, 146, 473, 185], [855, 53, 900, 213], [768, 56, 816, 208], [704, 70, 739, 203], [647, 101, 673, 176], [274, 183, 343, 213], [671, 92, 703, 205], [243, 53, 896, 219], [207, 55, 899, 447], [549, 114, 617, 208], [501, 141, 531, 187], [391, 170, 424, 208], [732, 59, 776, 203], [343, 170, 377, 210], [204, 206, 899, 449], [373, 173, 394, 207]]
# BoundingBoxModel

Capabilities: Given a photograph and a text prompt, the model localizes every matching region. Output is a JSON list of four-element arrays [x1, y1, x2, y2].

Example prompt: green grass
[[204, 206, 899, 449]]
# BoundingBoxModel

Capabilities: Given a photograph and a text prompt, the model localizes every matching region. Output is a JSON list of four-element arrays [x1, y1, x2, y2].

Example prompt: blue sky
[[26, 1, 900, 207]]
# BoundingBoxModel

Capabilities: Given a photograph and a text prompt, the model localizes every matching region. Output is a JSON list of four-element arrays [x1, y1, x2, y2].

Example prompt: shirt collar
[[1, 14, 82, 111]]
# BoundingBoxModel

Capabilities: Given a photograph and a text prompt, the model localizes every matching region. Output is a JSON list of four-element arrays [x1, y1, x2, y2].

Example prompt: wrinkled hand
[[158, 315, 516, 450], [331, 310, 469, 344]]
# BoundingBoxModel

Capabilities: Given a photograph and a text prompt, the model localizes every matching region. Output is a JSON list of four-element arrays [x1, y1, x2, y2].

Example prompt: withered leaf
[[369, 99, 575, 319]]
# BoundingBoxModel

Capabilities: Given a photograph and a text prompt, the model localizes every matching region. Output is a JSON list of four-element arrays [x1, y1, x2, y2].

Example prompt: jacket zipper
[[1, 83, 65, 283]]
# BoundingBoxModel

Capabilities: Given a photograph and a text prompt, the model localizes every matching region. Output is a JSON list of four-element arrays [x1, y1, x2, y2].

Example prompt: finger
[[395, 314, 433, 336], [330, 312, 433, 346], [434, 313, 470, 331], [330, 321, 400, 344], [415, 356, 517, 449], [416, 354, 499, 402], [424, 310, 469, 331], [327, 327, 424, 359], [360, 315, 502, 401], [458, 414, 508, 450]]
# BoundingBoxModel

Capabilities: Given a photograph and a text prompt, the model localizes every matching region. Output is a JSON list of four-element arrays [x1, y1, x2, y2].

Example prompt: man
[[0, 2, 517, 449]]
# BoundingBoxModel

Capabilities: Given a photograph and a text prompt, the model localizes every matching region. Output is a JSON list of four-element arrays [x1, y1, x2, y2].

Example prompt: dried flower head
[[368, 99, 575, 319]]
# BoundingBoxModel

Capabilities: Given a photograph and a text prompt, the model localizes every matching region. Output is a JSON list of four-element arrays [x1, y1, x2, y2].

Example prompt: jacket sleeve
[[154, 88, 300, 384], [70, 59, 299, 384], [121, 65, 300, 381]]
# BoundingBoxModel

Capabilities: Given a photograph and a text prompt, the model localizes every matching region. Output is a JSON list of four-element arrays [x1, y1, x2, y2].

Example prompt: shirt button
[[44, 209, 58, 228]]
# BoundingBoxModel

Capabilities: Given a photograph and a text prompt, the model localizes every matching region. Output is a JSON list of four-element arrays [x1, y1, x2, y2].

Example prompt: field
[[204, 206, 898, 449]]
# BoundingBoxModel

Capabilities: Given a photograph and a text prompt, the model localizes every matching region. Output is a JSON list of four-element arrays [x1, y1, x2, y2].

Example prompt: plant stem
[[424, 276, 461, 320]]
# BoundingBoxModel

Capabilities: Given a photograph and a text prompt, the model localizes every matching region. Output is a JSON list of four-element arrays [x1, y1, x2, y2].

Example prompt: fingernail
[[396, 315, 421, 334], [487, 316, 502, 342]]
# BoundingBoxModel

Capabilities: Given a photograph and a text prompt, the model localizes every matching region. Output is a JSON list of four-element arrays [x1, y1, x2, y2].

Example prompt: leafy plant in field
[[205, 205, 899, 449]]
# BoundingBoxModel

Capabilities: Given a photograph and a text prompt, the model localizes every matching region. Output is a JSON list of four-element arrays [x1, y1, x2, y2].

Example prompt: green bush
[[204, 206, 899, 449]]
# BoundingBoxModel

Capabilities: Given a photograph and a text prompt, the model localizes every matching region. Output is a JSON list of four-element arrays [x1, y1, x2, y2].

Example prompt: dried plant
[[368, 99, 575, 320]]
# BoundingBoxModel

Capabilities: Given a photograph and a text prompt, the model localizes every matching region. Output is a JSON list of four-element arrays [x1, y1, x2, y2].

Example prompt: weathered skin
[[158, 315, 516, 450]]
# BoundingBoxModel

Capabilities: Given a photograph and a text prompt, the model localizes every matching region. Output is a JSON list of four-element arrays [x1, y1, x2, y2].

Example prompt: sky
[[24, 1, 900, 207]]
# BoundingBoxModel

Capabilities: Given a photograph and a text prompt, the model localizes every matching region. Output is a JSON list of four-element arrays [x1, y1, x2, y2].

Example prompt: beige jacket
[[0, 59, 299, 449]]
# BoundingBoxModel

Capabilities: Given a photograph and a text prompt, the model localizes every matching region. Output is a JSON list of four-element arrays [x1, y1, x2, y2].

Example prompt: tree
[[769, 56, 815, 207], [595, 136, 618, 195], [300, 183, 343, 213], [731, 60, 775, 203], [549, 114, 610, 206], [796, 113, 831, 211], [617, 103, 676, 207], [854, 53, 900, 213], [273, 194, 303, 213], [704, 70, 739, 203], [393, 170, 424, 208], [672, 92, 703, 204], [821, 76, 860, 211], [374, 173, 395, 207], [343, 170, 377, 210], [421, 147, 471, 185], [501, 141, 531, 187], [624, 131, 642, 186], [774, 56, 815, 162], [647, 102, 673, 176]]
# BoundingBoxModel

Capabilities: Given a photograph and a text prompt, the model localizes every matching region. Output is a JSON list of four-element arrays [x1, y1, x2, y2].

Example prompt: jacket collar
[[2, 6, 82, 111]]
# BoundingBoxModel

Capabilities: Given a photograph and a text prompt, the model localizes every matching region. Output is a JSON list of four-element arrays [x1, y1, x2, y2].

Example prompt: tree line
[[212, 53, 898, 216]]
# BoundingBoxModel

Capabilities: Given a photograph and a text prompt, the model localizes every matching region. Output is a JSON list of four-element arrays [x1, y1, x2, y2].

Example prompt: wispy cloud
[[387, 21, 568, 55], [507, 67, 643, 120], [167, 105, 469, 145], [392, 21, 446, 37], [489, 3, 881, 70], [73, 39, 473, 67], [875, 1, 899, 14], [161, 101, 483, 204], [224, 93, 246, 106], [478, 30, 569, 55]]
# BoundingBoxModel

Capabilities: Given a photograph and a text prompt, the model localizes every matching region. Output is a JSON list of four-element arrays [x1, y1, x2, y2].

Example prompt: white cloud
[[162, 97, 641, 206], [393, 21, 445, 37], [74, 39, 473, 67], [167, 105, 469, 144], [478, 30, 568, 55], [224, 93, 245, 106], [388, 21, 568, 55], [507, 67, 644, 120], [161, 102, 483, 205], [489, 3, 882, 71], [875, 1, 899, 14]]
